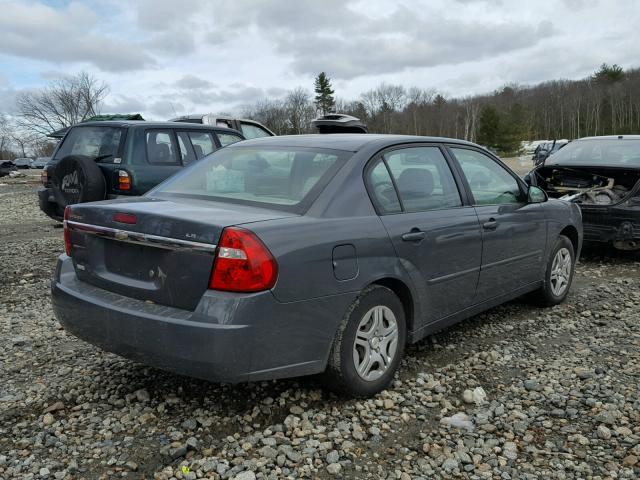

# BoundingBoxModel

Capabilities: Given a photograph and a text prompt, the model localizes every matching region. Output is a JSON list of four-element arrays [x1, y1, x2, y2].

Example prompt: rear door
[[129, 128, 183, 194], [448, 146, 547, 301], [369, 145, 482, 325]]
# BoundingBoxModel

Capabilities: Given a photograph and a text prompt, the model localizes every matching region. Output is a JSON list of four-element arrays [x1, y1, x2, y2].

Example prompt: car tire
[[51, 155, 106, 207], [322, 285, 406, 397], [532, 235, 575, 307]]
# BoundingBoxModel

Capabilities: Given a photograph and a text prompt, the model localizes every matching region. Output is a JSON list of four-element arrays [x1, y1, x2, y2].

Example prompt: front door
[[448, 147, 547, 301], [367, 145, 483, 326]]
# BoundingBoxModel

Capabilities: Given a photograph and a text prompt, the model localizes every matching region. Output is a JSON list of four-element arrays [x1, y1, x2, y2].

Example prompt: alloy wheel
[[550, 247, 572, 296], [352, 305, 399, 381]]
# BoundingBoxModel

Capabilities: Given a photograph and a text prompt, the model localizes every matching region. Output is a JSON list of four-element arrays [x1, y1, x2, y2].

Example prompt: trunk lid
[[66, 197, 294, 310]]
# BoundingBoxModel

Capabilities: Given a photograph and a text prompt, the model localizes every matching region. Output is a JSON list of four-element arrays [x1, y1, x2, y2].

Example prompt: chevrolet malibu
[[53, 135, 583, 397]]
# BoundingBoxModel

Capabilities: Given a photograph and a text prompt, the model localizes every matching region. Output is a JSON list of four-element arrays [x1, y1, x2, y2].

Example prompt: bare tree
[[0, 114, 13, 158], [285, 88, 315, 134], [16, 71, 108, 136], [11, 129, 39, 158]]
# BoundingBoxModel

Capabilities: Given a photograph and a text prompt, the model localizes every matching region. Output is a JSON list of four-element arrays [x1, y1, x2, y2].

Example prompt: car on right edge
[[527, 135, 640, 251]]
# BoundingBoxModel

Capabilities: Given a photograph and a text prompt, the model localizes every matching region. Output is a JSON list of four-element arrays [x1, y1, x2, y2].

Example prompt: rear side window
[[188, 132, 216, 159], [217, 132, 243, 147], [241, 123, 272, 139], [54, 126, 123, 162], [382, 147, 462, 212], [146, 130, 178, 164]]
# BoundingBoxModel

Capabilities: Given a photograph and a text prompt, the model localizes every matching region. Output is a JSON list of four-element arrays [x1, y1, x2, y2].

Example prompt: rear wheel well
[[559, 225, 579, 255], [371, 278, 414, 332]]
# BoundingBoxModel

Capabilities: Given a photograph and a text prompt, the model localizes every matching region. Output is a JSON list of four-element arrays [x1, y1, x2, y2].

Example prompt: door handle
[[401, 230, 426, 242], [483, 218, 498, 231]]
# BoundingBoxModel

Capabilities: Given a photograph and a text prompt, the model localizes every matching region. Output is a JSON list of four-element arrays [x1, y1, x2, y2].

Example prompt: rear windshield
[[151, 146, 349, 211], [54, 126, 124, 163], [548, 139, 640, 167]]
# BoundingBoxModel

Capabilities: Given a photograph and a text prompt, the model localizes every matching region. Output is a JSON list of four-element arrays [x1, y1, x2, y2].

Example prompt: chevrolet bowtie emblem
[[115, 231, 128, 241]]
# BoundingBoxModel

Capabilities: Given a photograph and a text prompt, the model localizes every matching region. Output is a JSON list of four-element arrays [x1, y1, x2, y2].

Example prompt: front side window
[[188, 132, 215, 159], [241, 123, 272, 139], [146, 130, 178, 164], [451, 147, 522, 205], [382, 147, 462, 212], [54, 126, 123, 162], [152, 146, 348, 211]]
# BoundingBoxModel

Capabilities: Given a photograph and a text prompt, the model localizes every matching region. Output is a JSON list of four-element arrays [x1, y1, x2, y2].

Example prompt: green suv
[[39, 121, 244, 220]]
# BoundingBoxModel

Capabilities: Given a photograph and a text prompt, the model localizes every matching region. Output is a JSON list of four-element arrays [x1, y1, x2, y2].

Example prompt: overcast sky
[[1, 0, 639, 119]]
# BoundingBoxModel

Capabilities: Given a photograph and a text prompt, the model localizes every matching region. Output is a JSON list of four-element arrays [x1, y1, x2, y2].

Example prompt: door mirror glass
[[528, 185, 547, 203]]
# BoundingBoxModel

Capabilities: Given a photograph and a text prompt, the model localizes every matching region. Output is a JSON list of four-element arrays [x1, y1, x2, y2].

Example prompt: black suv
[[39, 121, 244, 220]]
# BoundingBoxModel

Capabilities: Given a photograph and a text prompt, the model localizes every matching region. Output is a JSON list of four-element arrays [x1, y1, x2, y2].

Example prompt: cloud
[[0, 2, 156, 72], [174, 75, 215, 90], [2, 0, 640, 118], [199, 1, 556, 80], [101, 95, 147, 114]]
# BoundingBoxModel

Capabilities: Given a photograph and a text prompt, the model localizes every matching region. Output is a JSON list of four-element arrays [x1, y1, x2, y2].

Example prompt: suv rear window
[[152, 146, 349, 211], [54, 126, 123, 162]]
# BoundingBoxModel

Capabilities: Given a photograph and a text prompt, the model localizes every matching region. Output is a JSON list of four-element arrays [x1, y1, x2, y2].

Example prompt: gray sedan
[[52, 135, 583, 397]]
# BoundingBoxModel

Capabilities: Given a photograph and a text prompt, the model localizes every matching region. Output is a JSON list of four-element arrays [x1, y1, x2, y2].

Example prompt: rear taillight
[[209, 227, 278, 292], [41, 169, 48, 186], [63, 206, 72, 256], [118, 170, 131, 191]]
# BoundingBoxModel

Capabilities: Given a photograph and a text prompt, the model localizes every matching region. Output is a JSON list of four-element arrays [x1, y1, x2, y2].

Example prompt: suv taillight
[[118, 170, 131, 191], [209, 227, 278, 292], [63, 206, 72, 256], [41, 169, 48, 186]]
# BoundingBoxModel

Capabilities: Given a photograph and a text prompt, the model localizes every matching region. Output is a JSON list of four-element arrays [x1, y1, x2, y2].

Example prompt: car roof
[[233, 134, 479, 152], [69, 120, 240, 132], [577, 135, 640, 141]]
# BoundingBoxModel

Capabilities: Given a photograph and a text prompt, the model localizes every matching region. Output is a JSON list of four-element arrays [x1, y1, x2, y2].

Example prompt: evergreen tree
[[314, 72, 335, 115], [477, 105, 500, 148], [594, 63, 625, 83]]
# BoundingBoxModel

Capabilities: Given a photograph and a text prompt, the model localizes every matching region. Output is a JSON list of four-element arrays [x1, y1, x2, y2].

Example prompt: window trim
[[144, 128, 180, 166], [363, 143, 469, 216], [445, 145, 528, 206]]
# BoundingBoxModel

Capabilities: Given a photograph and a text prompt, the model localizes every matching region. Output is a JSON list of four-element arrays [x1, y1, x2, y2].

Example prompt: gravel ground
[[1, 179, 639, 480]]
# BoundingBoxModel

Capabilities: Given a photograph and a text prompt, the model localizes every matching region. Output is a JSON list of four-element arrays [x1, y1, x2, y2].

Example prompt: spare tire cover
[[51, 155, 106, 207]]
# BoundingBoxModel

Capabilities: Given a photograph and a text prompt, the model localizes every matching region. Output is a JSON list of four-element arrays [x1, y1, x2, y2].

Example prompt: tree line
[[247, 64, 640, 154]]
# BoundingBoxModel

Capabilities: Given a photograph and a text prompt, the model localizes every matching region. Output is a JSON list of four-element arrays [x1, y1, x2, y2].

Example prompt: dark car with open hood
[[52, 134, 582, 397], [527, 135, 640, 251]]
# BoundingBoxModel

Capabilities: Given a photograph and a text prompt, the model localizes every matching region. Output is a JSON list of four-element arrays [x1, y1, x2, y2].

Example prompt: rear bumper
[[38, 187, 63, 221], [51, 255, 356, 383]]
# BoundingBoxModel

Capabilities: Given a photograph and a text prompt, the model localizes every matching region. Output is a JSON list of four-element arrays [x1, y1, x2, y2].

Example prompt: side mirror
[[528, 185, 548, 203]]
